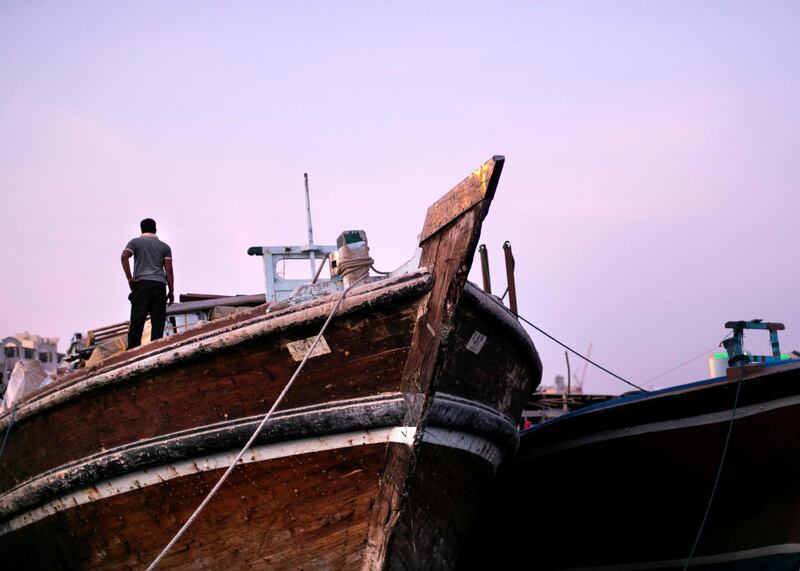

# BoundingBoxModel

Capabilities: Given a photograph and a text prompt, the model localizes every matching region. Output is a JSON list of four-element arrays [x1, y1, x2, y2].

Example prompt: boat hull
[[0, 277, 540, 570], [463, 361, 800, 570], [1, 155, 541, 569]]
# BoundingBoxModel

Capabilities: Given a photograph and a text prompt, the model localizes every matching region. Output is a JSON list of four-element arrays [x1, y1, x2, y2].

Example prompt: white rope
[[683, 363, 744, 569], [146, 273, 369, 570], [336, 255, 373, 278]]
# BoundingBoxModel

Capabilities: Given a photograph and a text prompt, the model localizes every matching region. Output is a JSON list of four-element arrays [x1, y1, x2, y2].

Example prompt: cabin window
[[24, 348, 34, 359], [39, 352, 50, 363], [4, 346, 18, 358]]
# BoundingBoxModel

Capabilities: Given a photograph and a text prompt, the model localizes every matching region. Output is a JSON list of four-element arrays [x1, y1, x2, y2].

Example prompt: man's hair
[[140, 218, 157, 233]]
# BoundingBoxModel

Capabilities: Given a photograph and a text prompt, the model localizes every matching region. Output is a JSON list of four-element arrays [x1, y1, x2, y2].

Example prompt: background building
[[1, 333, 62, 397]]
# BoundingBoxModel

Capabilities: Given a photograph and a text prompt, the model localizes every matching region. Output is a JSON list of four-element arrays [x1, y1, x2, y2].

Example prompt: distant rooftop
[[10, 332, 59, 347]]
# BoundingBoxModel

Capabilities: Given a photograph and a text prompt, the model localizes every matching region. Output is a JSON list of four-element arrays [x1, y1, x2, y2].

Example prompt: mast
[[304, 173, 316, 278]]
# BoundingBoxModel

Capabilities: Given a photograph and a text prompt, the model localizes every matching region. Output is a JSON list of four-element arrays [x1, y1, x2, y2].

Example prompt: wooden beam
[[178, 293, 233, 302], [362, 155, 505, 569], [419, 155, 504, 243], [165, 294, 267, 316]]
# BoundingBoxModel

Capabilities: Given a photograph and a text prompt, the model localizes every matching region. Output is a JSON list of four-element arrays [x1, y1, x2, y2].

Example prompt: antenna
[[304, 173, 316, 278], [247, 173, 338, 301]]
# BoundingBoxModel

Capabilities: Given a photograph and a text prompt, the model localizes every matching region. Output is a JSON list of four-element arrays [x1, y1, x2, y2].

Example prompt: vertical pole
[[263, 252, 277, 302], [304, 173, 316, 278], [503, 241, 518, 316], [769, 328, 781, 357], [565, 351, 571, 396], [478, 244, 492, 294]]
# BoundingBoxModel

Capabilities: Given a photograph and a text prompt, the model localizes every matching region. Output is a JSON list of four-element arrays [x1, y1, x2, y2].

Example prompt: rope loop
[[337, 255, 374, 278]]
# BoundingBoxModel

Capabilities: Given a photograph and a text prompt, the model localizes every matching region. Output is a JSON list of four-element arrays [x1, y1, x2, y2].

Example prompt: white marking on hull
[[285, 335, 331, 361], [562, 542, 800, 570], [0, 426, 501, 535], [530, 392, 800, 458], [465, 331, 487, 354]]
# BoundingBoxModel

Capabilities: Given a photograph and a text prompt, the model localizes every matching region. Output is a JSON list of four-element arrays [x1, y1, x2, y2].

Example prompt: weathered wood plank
[[435, 297, 538, 420], [419, 156, 504, 243], [0, 444, 389, 570], [362, 156, 505, 569], [0, 305, 418, 491], [165, 294, 267, 315]]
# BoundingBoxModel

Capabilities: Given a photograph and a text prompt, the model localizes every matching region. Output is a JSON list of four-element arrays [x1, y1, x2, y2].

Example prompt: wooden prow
[[419, 155, 505, 243], [362, 155, 505, 570]]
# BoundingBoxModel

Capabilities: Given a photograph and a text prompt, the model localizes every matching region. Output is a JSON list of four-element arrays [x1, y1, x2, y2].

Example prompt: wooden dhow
[[0, 156, 542, 570], [463, 320, 800, 571]]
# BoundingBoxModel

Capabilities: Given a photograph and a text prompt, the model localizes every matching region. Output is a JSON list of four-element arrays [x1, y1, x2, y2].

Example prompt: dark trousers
[[127, 280, 167, 349]]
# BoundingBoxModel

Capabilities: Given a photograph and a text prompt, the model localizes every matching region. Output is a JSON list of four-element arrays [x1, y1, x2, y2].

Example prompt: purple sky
[[1, 2, 798, 394]]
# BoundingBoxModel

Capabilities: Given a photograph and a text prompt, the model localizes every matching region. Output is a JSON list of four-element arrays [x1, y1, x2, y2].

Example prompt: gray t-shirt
[[124, 235, 172, 284]]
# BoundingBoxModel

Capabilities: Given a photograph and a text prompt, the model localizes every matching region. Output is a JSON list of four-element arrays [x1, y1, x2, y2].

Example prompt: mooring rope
[[516, 314, 648, 393], [518, 312, 738, 394], [683, 363, 744, 569], [642, 332, 733, 389], [146, 273, 368, 570]]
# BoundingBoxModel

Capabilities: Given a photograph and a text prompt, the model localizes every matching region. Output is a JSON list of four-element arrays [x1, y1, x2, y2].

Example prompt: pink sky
[[1, 2, 798, 394]]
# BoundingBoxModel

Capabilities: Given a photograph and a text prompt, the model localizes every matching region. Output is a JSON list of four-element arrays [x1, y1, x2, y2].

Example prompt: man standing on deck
[[121, 218, 175, 350]]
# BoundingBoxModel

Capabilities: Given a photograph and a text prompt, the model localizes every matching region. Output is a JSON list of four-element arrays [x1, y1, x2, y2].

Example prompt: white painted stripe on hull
[[530, 392, 800, 458], [563, 542, 800, 570], [0, 426, 500, 535], [424, 426, 503, 466]]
